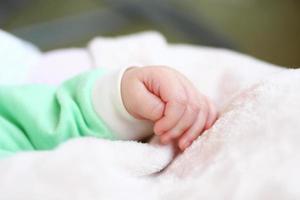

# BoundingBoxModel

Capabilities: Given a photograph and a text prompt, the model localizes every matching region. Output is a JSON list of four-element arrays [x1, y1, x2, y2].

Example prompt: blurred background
[[1, 0, 299, 67]]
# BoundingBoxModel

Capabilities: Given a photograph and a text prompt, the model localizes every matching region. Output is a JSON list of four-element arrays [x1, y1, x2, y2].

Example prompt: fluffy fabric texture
[[0, 31, 299, 199], [0, 30, 41, 85]]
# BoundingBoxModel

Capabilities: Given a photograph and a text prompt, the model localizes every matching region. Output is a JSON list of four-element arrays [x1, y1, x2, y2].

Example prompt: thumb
[[121, 67, 165, 122], [131, 81, 165, 121]]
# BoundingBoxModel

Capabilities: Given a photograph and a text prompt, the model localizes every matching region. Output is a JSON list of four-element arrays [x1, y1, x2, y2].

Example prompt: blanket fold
[[0, 31, 299, 200]]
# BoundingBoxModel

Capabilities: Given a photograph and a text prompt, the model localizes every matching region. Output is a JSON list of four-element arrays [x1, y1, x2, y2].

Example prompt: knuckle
[[189, 128, 201, 139], [169, 129, 183, 138], [199, 102, 209, 115], [169, 100, 187, 111], [188, 104, 200, 115], [173, 96, 189, 107]]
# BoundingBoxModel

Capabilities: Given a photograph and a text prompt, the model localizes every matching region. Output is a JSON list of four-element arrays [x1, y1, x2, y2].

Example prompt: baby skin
[[122, 66, 218, 150]]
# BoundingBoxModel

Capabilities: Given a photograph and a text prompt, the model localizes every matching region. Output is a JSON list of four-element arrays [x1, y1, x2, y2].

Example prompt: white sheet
[[0, 30, 41, 85]]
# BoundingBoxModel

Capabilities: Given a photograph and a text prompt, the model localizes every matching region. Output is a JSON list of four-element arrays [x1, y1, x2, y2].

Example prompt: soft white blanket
[[0, 31, 299, 199]]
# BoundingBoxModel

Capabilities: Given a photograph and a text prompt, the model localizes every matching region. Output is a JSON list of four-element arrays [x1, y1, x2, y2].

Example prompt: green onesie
[[0, 69, 115, 159]]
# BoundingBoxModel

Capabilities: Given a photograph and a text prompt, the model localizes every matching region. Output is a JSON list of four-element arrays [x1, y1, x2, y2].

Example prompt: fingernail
[[154, 131, 160, 136], [154, 127, 163, 136], [179, 140, 191, 150], [160, 137, 169, 144], [155, 131, 163, 136]]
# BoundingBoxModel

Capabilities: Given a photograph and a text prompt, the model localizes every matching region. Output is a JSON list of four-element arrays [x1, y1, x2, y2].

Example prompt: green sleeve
[[0, 69, 116, 158]]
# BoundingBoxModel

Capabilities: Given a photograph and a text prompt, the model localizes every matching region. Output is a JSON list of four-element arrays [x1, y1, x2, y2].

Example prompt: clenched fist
[[121, 66, 218, 150]]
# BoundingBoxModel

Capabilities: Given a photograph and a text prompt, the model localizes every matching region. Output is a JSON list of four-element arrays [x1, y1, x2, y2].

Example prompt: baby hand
[[121, 66, 218, 150]]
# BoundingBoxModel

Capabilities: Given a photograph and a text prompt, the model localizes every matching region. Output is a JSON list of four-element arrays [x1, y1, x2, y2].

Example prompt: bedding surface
[[0, 31, 299, 199]]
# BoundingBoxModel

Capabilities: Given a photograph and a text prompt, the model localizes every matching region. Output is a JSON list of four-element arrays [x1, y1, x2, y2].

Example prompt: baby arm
[[0, 66, 217, 159], [0, 69, 124, 158]]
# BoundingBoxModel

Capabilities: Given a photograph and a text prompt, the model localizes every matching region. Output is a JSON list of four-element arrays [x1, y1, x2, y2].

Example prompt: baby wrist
[[92, 67, 153, 140]]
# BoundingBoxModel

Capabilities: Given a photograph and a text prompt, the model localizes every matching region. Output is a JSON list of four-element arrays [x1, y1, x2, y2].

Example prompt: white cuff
[[92, 67, 153, 140]]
